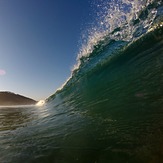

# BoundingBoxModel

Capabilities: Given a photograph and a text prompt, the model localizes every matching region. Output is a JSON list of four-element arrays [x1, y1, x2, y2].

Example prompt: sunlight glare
[[36, 100, 45, 106]]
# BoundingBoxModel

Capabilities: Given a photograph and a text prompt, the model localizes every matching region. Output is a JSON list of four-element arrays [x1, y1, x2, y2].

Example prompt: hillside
[[0, 92, 37, 106]]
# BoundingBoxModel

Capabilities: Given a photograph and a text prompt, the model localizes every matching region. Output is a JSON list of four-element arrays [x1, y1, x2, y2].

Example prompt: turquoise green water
[[0, 0, 163, 162]]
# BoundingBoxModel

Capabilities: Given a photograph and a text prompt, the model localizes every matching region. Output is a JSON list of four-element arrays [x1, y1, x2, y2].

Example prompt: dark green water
[[0, 26, 163, 163], [0, 1, 163, 162]]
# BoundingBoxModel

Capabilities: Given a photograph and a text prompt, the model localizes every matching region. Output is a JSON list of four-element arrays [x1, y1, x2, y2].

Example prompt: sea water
[[0, 0, 163, 162]]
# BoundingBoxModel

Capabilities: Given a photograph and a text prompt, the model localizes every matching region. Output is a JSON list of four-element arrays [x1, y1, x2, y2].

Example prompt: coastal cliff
[[0, 92, 37, 106]]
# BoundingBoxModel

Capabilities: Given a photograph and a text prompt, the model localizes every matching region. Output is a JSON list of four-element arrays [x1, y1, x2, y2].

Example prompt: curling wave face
[[48, 0, 163, 95]]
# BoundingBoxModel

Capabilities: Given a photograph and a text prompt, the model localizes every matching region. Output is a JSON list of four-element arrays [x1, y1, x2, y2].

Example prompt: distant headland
[[0, 91, 37, 106]]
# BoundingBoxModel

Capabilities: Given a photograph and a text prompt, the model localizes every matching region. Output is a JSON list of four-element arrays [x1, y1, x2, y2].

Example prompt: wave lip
[[47, 0, 163, 100]]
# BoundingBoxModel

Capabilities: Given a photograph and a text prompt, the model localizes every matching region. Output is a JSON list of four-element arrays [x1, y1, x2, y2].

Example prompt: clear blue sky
[[0, 0, 93, 100]]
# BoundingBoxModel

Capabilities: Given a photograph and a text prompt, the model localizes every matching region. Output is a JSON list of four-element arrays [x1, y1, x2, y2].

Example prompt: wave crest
[[47, 0, 163, 100], [77, 0, 162, 62]]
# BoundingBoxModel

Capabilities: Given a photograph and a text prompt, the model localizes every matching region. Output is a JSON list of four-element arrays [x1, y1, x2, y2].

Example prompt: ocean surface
[[0, 0, 163, 162]]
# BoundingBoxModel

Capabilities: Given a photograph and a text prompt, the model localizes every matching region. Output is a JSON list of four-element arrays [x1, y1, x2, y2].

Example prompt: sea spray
[[48, 0, 163, 101]]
